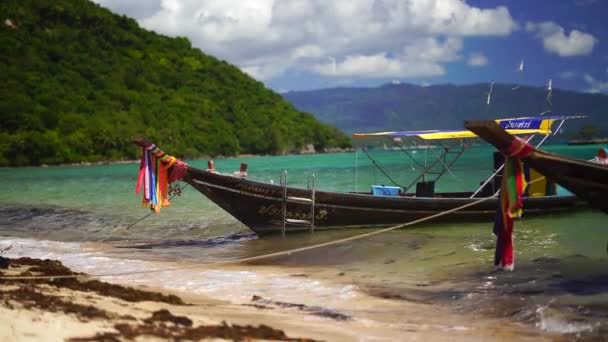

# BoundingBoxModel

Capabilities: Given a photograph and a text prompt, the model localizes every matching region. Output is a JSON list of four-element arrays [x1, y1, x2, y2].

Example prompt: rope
[[0, 194, 495, 280], [0, 177, 550, 281], [64, 183, 189, 254], [396, 144, 425, 168], [426, 145, 464, 183], [361, 148, 407, 189], [106, 183, 190, 239]]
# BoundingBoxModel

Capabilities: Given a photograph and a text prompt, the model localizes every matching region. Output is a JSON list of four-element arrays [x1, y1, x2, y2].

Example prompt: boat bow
[[465, 120, 608, 213]]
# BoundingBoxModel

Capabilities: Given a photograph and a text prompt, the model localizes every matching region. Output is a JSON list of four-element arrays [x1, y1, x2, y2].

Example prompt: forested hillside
[[0, 0, 351, 166], [283, 83, 608, 136]]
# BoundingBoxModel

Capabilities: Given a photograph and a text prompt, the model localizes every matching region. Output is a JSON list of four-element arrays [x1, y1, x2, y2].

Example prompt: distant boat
[[465, 120, 608, 213], [136, 116, 588, 235], [567, 138, 608, 145]]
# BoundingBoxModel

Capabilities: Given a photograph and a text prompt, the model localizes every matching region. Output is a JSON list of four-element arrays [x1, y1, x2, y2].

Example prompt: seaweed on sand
[[0, 286, 116, 321], [1, 258, 323, 341], [70, 310, 323, 342], [1, 257, 185, 305]]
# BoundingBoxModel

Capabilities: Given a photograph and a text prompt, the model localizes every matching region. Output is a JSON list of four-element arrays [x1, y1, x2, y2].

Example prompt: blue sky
[[94, 0, 607, 93]]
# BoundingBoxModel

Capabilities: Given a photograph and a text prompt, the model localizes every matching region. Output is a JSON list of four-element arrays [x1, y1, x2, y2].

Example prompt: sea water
[[1, 144, 607, 339]]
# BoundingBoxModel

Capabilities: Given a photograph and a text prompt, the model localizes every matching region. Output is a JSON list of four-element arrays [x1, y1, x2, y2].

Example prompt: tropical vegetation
[[0, 0, 351, 166]]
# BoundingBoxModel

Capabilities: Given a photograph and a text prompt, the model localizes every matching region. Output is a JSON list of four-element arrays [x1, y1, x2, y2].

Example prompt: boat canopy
[[353, 115, 585, 140]]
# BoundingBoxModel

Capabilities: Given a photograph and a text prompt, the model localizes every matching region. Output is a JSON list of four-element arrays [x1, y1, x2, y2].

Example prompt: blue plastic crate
[[372, 185, 401, 196]]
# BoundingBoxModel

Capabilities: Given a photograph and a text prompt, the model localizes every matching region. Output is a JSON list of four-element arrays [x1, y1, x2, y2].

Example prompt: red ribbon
[[504, 137, 534, 158]]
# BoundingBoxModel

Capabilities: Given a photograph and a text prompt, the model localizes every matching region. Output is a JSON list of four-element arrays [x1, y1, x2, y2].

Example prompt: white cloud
[[95, 0, 518, 81], [583, 74, 608, 93], [467, 53, 488, 67], [312, 37, 462, 78], [526, 21, 597, 57], [559, 71, 578, 79]]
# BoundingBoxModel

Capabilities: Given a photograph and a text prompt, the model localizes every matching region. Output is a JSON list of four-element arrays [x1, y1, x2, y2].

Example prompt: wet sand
[[0, 256, 567, 341]]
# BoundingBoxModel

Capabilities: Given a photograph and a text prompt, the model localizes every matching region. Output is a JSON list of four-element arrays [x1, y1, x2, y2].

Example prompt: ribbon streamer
[[493, 137, 533, 270], [136, 143, 188, 213]]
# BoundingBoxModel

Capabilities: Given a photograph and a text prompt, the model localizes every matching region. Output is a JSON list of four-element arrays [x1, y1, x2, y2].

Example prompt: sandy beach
[[0, 257, 327, 341], [0, 255, 568, 342]]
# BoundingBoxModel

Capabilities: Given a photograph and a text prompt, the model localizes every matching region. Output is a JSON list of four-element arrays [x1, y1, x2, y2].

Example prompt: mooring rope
[[0, 177, 550, 281], [0, 194, 496, 280], [63, 183, 190, 254], [101, 183, 190, 242], [361, 148, 407, 189]]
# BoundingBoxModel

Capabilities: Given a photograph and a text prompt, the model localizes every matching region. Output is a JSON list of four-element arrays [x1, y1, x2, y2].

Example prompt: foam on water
[[536, 306, 598, 334], [1, 238, 358, 307]]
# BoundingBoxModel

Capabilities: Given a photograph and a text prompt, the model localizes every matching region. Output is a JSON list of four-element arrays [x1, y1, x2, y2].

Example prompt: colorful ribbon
[[136, 143, 188, 213], [505, 137, 534, 159], [493, 137, 532, 270]]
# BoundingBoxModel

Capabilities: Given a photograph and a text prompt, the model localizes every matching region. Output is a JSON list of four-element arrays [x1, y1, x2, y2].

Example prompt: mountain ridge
[[283, 82, 607, 136]]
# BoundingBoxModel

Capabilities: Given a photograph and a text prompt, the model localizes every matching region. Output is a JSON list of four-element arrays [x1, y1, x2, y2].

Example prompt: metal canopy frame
[[360, 116, 575, 194], [402, 138, 474, 190]]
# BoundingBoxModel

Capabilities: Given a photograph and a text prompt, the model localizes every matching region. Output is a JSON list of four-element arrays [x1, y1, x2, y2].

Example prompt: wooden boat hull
[[466, 120, 608, 214], [183, 167, 584, 235]]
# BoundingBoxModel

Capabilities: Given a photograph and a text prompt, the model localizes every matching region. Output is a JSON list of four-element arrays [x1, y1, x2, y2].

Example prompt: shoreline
[[0, 250, 565, 341], [2, 141, 593, 169], [567, 138, 608, 145], [0, 148, 357, 169]]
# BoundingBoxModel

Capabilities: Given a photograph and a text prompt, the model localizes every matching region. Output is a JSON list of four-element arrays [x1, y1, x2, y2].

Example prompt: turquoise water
[[1, 144, 607, 338], [1, 144, 598, 213]]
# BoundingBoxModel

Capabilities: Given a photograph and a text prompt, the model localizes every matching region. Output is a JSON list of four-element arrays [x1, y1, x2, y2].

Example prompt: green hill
[[0, 0, 351, 166], [283, 83, 608, 136]]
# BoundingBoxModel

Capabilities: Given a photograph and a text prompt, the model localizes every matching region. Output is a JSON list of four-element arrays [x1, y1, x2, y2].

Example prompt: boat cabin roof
[[353, 115, 585, 140]]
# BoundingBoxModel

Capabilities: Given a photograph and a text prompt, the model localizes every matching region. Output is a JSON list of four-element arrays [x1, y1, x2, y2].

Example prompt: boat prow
[[465, 120, 608, 213]]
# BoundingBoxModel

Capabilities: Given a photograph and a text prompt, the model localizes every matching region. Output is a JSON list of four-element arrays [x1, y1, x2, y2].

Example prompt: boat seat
[[415, 181, 435, 197]]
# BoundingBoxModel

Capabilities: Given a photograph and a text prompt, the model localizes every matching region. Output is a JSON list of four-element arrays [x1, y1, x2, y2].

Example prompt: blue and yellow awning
[[353, 115, 585, 140]]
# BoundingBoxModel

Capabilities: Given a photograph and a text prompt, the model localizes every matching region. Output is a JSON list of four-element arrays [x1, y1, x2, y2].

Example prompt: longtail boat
[[135, 116, 587, 235], [465, 119, 608, 214]]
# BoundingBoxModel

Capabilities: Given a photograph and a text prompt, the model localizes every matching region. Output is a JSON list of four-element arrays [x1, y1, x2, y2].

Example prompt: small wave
[[536, 305, 598, 334], [0, 206, 130, 241], [1, 237, 359, 308], [116, 232, 258, 249], [0, 205, 244, 242], [466, 241, 493, 252]]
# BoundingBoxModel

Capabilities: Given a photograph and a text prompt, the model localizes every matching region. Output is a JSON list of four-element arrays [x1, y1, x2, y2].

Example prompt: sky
[[91, 0, 608, 94]]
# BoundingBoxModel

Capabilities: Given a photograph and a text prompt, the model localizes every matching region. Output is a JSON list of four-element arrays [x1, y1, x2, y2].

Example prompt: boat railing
[[280, 170, 316, 236], [307, 174, 316, 233], [280, 170, 287, 237]]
